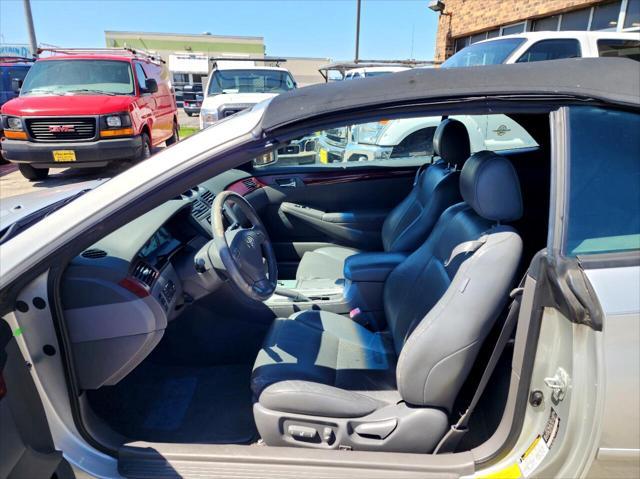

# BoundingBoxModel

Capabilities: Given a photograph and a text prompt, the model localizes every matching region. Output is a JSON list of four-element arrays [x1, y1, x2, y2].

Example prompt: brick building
[[431, 0, 640, 61]]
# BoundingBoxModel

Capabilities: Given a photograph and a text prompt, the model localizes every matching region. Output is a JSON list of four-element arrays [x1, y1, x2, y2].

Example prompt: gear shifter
[[274, 286, 311, 302]]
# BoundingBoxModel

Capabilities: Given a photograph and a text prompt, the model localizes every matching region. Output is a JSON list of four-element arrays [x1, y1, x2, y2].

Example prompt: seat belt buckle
[[349, 307, 372, 329]]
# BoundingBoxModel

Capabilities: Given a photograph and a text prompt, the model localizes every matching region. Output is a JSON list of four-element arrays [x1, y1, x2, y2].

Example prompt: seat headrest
[[460, 151, 523, 222], [433, 118, 471, 167]]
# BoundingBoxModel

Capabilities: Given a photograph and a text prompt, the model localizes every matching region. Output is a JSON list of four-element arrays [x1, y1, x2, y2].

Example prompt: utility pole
[[22, 0, 38, 57], [355, 0, 361, 62]]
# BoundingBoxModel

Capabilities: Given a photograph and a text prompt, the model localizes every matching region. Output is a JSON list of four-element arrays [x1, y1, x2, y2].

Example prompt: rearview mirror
[[11, 78, 23, 93], [144, 78, 158, 94], [253, 151, 277, 167]]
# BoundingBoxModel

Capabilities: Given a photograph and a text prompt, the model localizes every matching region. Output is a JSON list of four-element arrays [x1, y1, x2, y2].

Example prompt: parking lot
[[0, 109, 198, 199]]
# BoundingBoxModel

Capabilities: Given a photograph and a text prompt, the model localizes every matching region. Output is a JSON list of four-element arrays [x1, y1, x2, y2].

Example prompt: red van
[[0, 48, 179, 180]]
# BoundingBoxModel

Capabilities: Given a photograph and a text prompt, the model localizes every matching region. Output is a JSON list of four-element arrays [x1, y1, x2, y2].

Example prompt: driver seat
[[251, 151, 523, 453]]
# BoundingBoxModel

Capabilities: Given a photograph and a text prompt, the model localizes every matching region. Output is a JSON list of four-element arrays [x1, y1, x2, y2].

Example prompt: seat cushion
[[295, 246, 359, 282], [251, 310, 398, 405], [259, 380, 386, 418]]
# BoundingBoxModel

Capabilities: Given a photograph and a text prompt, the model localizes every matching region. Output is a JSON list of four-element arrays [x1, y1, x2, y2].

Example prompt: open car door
[[0, 319, 68, 479]]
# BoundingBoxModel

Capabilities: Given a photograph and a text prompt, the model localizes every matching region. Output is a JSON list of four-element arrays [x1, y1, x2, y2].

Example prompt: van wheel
[[19, 164, 49, 181], [165, 122, 179, 146], [185, 112, 193, 117], [139, 133, 152, 161]]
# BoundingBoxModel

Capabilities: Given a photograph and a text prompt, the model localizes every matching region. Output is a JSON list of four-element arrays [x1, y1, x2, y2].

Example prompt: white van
[[199, 59, 296, 129]]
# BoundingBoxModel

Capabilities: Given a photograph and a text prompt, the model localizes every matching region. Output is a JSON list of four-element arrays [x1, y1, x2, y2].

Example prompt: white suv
[[200, 60, 297, 129], [441, 30, 640, 68]]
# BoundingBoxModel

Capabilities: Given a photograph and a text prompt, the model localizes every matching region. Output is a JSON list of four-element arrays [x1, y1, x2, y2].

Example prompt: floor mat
[[87, 361, 258, 444]]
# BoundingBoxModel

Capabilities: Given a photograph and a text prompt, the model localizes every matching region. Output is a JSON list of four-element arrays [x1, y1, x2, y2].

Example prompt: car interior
[[59, 108, 551, 454]]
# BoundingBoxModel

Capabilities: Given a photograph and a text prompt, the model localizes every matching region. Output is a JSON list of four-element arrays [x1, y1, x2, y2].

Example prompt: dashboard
[[61, 169, 252, 390]]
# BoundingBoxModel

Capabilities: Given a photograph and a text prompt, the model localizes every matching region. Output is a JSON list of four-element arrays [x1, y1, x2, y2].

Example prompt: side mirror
[[253, 151, 277, 168], [11, 78, 23, 93], [144, 78, 158, 94]]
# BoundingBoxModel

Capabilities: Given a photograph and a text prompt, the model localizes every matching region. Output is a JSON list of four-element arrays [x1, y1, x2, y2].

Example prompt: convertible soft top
[[260, 58, 640, 132]]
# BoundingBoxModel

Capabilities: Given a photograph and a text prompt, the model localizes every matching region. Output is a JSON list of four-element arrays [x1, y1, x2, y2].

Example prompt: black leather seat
[[252, 151, 524, 452], [295, 119, 471, 282]]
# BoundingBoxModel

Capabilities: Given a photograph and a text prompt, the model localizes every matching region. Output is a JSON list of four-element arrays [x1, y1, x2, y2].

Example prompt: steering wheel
[[207, 191, 278, 301]]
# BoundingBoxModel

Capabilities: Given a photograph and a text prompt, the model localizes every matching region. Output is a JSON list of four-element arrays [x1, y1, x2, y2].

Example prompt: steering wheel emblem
[[245, 234, 256, 249]]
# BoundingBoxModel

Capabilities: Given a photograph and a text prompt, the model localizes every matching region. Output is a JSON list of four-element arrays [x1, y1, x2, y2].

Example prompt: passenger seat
[[295, 118, 472, 283]]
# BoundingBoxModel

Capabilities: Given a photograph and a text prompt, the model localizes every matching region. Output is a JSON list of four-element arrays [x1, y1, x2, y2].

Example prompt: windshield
[[20, 60, 134, 96], [365, 71, 396, 78], [207, 69, 295, 95], [442, 38, 525, 68]]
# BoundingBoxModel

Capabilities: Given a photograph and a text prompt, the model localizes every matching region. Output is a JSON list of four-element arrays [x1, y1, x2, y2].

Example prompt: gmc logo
[[48, 125, 75, 133]]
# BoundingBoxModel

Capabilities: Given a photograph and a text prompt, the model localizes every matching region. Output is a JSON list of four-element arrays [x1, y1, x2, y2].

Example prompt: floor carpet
[[87, 360, 258, 444]]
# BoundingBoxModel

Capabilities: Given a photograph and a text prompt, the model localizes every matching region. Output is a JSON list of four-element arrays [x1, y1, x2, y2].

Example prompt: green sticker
[[13, 327, 23, 337]]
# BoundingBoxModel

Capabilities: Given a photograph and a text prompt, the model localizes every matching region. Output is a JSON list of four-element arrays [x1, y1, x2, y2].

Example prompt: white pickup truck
[[442, 30, 639, 68], [199, 59, 297, 129], [343, 31, 639, 162]]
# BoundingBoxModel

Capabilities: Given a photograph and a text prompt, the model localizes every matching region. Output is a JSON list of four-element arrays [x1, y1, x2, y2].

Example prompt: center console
[[263, 251, 407, 330]]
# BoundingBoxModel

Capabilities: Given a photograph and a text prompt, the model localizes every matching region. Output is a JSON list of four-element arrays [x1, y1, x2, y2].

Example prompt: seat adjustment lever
[[354, 418, 397, 440]]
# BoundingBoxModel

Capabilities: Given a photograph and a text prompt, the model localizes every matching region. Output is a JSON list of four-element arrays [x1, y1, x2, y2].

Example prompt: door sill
[[119, 442, 474, 479]]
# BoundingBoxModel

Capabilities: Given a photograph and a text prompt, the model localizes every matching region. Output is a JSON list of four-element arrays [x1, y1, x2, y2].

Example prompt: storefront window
[[560, 8, 591, 30], [532, 15, 560, 31], [624, 0, 640, 29], [470, 32, 487, 44], [501, 22, 526, 35], [590, 1, 622, 30]]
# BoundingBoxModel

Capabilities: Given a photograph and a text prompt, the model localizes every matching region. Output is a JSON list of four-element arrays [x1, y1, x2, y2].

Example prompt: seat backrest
[[380, 119, 471, 253], [383, 150, 523, 411]]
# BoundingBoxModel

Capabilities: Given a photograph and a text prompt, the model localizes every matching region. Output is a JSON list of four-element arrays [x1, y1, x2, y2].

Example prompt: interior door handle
[[276, 178, 297, 188]]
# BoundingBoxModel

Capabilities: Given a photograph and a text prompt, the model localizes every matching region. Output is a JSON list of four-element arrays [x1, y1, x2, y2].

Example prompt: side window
[[142, 63, 158, 80], [254, 117, 443, 169], [597, 39, 640, 62], [565, 107, 640, 256], [285, 75, 295, 89], [516, 39, 581, 63], [253, 113, 539, 170], [450, 114, 539, 152], [134, 63, 147, 91]]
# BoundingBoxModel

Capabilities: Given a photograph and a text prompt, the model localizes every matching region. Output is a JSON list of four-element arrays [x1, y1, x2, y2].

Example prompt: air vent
[[131, 261, 158, 288], [191, 200, 210, 221], [242, 178, 258, 190], [82, 249, 107, 259], [200, 190, 214, 206]]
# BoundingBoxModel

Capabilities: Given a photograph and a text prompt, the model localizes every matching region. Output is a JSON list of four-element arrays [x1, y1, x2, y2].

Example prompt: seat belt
[[444, 235, 487, 267], [433, 281, 526, 454]]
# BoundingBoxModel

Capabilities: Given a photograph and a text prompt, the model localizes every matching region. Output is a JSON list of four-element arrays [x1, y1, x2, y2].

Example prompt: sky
[[0, 0, 439, 61]]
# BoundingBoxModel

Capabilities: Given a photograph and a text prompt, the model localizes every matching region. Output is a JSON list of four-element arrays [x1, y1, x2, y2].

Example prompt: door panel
[[584, 265, 640, 478], [232, 166, 416, 278]]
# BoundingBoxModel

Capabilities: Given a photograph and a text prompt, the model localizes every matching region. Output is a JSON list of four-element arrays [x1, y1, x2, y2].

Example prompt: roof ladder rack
[[36, 47, 165, 63], [209, 56, 288, 68]]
